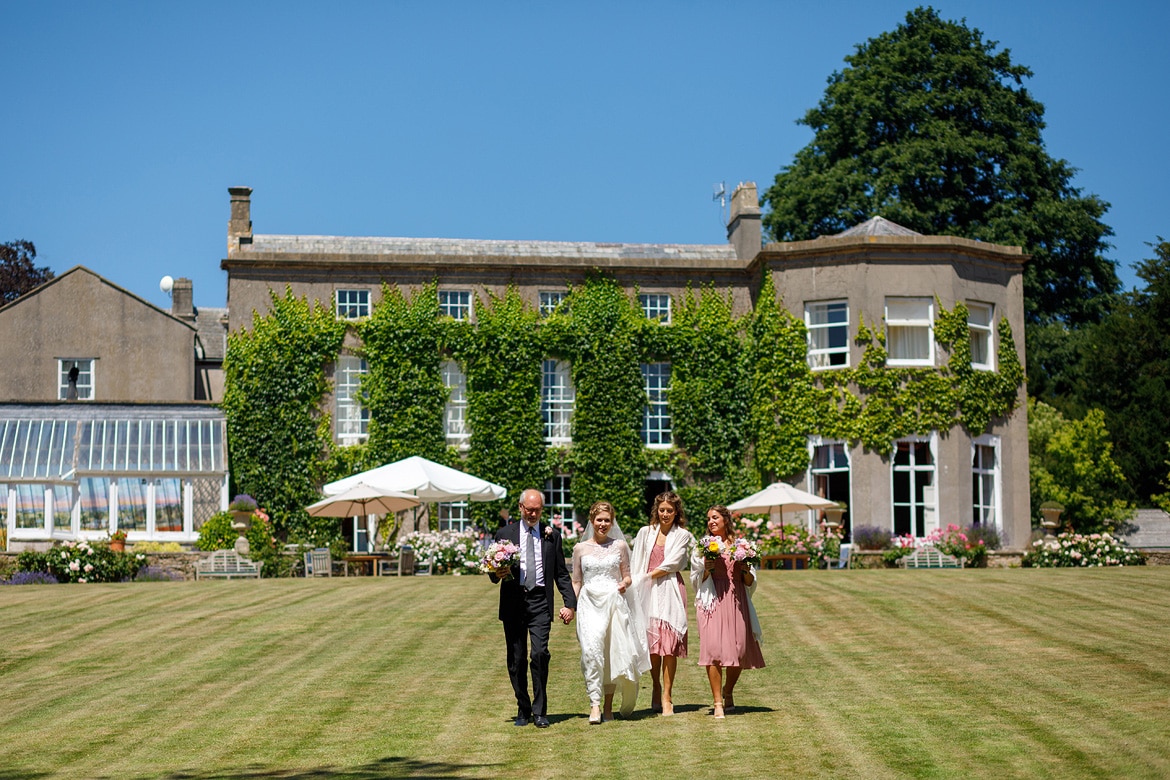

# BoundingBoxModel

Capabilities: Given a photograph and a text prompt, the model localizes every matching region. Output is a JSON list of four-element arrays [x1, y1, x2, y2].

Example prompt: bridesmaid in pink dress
[[631, 491, 695, 717], [691, 504, 764, 719]]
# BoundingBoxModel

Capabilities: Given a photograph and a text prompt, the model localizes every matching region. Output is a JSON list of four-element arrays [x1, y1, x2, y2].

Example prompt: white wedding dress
[[571, 538, 651, 714]]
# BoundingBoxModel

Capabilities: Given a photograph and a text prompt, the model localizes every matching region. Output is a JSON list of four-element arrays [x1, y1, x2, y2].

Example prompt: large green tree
[[762, 6, 1117, 327], [1, 240, 54, 304], [1075, 239, 1170, 503]]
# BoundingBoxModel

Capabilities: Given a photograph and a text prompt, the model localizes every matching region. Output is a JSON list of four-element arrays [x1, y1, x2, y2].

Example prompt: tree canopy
[[762, 6, 1117, 327], [1074, 238, 1170, 503], [1, 240, 54, 304]]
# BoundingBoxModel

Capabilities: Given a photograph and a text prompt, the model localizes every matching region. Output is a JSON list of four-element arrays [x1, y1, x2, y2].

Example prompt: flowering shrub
[[852, 525, 892, 551], [882, 534, 918, 565], [740, 520, 841, 568], [133, 565, 185, 582], [1022, 532, 1145, 567], [2, 571, 59, 585], [130, 541, 186, 553], [393, 530, 480, 574], [18, 542, 144, 583], [925, 524, 988, 567]]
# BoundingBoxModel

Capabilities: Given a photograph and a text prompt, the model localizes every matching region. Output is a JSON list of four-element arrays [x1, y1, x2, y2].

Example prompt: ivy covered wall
[[223, 274, 1025, 540]]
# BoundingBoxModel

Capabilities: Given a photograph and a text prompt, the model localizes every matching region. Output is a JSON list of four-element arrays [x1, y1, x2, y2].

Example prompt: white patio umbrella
[[728, 482, 838, 527], [305, 482, 421, 517], [323, 455, 506, 502]]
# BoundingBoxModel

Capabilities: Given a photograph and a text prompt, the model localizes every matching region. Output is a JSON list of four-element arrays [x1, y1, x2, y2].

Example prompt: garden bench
[[903, 546, 963, 569], [195, 549, 263, 580]]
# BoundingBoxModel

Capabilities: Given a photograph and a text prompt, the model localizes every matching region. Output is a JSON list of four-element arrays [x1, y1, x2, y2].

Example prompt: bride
[[571, 500, 651, 723]]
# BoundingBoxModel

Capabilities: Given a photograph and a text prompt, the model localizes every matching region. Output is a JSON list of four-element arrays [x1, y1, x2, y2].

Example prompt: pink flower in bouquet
[[479, 540, 521, 579]]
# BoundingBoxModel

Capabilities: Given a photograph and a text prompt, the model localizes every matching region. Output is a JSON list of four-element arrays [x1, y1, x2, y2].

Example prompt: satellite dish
[[159, 275, 174, 294]]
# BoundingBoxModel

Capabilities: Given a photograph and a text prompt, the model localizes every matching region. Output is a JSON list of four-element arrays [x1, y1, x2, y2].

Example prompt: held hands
[[559, 607, 575, 625]]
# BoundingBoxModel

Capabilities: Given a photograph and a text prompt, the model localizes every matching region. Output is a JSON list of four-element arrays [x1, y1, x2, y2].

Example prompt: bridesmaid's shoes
[[588, 705, 602, 725], [661, 699, 674, 717], [713, 702, 726, 719]]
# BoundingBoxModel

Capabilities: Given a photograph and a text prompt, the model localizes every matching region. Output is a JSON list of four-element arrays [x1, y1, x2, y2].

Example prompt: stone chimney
[[227, 186, 253, 254], [171, 277, 195, 321], [727, 182, 762, 261]]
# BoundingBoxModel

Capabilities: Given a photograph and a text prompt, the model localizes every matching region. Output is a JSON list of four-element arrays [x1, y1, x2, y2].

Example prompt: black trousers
[[503, 587, 553, 718]]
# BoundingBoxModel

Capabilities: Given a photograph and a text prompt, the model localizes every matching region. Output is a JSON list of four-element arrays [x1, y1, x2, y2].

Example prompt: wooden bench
[[903, 546, 963, 569], [195, 549, 263, 580], [761, 554, 812, 570]]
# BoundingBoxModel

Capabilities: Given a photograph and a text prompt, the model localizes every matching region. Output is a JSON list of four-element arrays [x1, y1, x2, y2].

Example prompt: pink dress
[[696, 555, 765, 668], [646, 545, 688, 657]]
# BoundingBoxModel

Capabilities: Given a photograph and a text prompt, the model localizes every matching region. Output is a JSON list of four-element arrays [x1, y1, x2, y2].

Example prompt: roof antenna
[[712, 182, 728, 229]]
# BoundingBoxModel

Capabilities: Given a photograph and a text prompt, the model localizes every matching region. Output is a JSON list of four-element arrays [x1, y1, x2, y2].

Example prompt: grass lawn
[[1, 566, 1168, 779]]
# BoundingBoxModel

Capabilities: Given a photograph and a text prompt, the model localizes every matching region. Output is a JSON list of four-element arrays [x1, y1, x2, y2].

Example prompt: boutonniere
[[543, 525, 555, 540]]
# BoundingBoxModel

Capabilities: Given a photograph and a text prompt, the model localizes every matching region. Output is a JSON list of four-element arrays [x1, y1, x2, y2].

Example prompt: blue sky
[[3, 1, 1166, 310]]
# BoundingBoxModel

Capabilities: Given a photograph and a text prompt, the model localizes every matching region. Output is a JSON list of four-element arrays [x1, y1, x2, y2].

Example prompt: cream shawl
[[630, 524, 695, 642]]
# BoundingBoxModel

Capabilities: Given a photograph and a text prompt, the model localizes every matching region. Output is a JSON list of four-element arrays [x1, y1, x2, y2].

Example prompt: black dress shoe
[[513, 715, 530, 727], [533, 716, 550, 728]]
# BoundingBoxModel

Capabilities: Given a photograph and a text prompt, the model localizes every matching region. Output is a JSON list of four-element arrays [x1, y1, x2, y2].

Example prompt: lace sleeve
[[571, 543, 584, 586], [618, 540, 632, 582]]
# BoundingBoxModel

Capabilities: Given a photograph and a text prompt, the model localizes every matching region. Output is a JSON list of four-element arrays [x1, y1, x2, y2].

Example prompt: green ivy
[[551, 275, 648, 530], [455, 288, 551, 526], [222, 288, 346, 542], [358, 283, 449, 466]]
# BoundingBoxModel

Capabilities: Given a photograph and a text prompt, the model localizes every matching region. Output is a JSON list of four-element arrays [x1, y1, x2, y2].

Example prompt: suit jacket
[[491, 521, 577, 622]]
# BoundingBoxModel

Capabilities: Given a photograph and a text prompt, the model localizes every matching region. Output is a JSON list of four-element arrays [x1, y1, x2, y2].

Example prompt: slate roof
[[1123, 508, 1170, 549], [194, 307, 228, 362], [835, 216, 922, 238], [246, 234, 737, 263]]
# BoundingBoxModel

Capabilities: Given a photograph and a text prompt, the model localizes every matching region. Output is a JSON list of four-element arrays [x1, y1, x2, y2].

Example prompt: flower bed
[[1022, 532, 1144, 567], [392, 530, 481, 574]]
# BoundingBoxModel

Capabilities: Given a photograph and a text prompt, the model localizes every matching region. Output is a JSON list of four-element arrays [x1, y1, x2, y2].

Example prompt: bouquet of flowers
[[479, 539, 522, 579], [696, 535, 730, 561], [730, 537, 761, 568]]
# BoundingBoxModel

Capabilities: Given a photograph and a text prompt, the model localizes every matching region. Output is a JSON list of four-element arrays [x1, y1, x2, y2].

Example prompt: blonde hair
[[589, 501, 615, 523]]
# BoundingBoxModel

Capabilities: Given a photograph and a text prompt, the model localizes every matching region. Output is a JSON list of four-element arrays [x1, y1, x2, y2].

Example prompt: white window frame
[[967, 301, 995, 371], [442, 360, 469, 448], [58, 358, 95, 400], [437, 501, 471, 532], [807, 436, 852, 533], [336, 356, 369, 446], [805, 300, 850, 369], [539, 291, 567, 317], [885, 297, 934, 366], [439, 289, 472, 321], [543, 475, 576, 534], [971, 434, 1001, 531], [641, 362, 672, 448], [891, 434, 938, 538], [639, 293, 671, 324], [542, 359, 574, 445], [336, 289, 370, 320]]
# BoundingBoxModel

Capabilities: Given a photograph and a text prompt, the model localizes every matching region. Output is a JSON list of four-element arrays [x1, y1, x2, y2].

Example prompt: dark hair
[[651, 491, 686, 529], [706, 505, 733, 539], [589, 501, 616, 523]]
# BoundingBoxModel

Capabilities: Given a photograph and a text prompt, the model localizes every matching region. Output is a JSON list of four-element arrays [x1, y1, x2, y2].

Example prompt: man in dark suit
[[489, 488, 576, 728]]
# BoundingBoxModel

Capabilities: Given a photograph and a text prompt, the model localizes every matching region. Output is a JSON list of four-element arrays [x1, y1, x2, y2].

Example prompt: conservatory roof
[[0, 404, 226, 480]]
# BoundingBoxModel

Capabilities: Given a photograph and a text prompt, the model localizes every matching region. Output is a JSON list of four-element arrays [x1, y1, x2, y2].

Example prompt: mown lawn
[[1, 566, 1167, 779]]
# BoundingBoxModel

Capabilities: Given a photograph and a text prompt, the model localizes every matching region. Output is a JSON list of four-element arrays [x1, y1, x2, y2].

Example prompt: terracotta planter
[[110, 540, 125, 553]]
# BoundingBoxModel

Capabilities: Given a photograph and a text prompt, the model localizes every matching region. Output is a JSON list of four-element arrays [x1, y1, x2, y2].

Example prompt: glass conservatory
[[1, 404, 228, 547]]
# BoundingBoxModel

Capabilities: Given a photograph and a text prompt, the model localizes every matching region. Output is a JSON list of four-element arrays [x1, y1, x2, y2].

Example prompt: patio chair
[[304, 548, 334, 577], [827, 543, 852, 570], [378, 552, 404, 576]]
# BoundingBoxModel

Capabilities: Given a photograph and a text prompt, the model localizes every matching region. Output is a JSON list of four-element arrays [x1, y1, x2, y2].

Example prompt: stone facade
[[221, 184, 1032, 549]]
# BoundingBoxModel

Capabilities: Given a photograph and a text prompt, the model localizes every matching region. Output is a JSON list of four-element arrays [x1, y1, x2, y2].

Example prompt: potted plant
[[822, 501, 847, 532], [228, 495, 259, 554], [108, 528, 129, 552]]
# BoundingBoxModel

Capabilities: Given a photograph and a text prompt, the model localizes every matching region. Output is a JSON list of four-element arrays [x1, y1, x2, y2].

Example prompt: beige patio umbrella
[[728, 482, 838, 527], [305, 482, 421, 517]]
